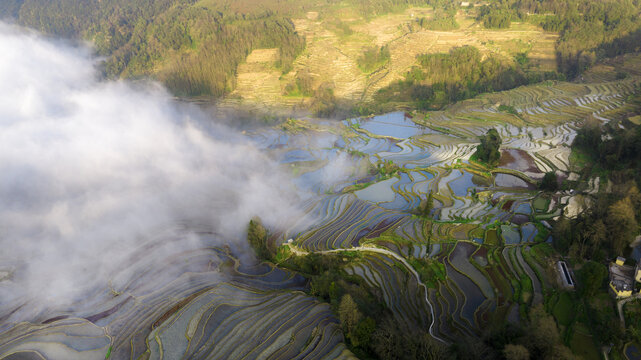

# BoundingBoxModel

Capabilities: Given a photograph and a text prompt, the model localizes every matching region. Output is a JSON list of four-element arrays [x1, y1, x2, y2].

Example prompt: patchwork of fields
[[226, 7, 557, 110]]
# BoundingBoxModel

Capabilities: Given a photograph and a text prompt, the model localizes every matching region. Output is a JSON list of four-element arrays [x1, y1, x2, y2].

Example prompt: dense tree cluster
[[273, 248, 451, 359], [284, 70, 315, 97], [445, 303, 579, 360], [477, 5, 512, 29], [372, 46, 534, 111], [422, 191, 434, 217], [577, 261, 608, 297], [311, 83, 338, 117], [473, 128, 502, 166], [415, 7, 459, 31]]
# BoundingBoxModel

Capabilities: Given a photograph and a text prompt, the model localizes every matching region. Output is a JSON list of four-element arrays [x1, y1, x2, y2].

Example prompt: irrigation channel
[[0, 76, 638, 358]]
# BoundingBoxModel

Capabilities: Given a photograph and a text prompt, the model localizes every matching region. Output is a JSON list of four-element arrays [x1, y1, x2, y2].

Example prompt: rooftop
[[610, 262, 635, 291]]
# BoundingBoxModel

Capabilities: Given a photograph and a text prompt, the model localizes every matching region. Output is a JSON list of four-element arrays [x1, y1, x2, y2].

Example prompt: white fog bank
[[0, 23, 299, 316]]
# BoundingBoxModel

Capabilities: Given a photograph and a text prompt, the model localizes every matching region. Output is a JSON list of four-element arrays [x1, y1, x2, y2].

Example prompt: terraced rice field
[[0, 235, 353, 360], [247, 75, 639, 342], [2, 74, 639, 357]]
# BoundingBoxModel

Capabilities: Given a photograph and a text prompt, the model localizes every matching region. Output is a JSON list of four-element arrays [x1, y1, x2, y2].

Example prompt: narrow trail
[[617, 293, 641, 327], [288, 244, 449, 344]]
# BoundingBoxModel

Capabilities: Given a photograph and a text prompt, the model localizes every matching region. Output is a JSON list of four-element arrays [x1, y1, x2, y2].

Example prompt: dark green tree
[[351, 317, 376, 349], [423, 191, 434, 217], [540, 171, 558, 191], [247, 217, 274, 260], [577, 261, 607, 297], [474, 128, 502, 166]]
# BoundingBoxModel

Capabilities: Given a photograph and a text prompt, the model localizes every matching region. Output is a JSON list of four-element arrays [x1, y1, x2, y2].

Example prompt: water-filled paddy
[[448, 170, 477, 197], [494, 174, 534, 189], [355, 177, 397, 203], [281, 149, 316, 163], [351, 112, 434, 139], [499, 149, 539, 173], [501, 225, 521, 245]]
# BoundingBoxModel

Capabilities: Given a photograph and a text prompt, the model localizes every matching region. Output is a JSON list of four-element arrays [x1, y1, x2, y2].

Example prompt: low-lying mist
[[0, 23, 300, 320]]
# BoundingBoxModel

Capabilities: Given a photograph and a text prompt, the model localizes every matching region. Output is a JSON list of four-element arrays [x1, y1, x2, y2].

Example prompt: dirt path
[[287, 243, 449, 344]]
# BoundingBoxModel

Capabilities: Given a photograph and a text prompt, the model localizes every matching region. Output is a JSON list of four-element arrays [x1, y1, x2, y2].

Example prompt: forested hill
[[0, 0, 307, 97]]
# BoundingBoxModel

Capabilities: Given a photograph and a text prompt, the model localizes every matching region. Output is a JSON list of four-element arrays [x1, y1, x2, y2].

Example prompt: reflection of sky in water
[[514, 203, 532, 214], [291, 149, 364, 194], [243, 113, 558, 240], [355, 177, 397, 202], [348, 137, 395, 155], [294, 168, 324, 193], [280, 149, 315, 163], [379, 191, 410, 210], [379, 142, 429, 165], [521, 223, 537, 242], [501, 225, 521, 244], [449, 170, 476, 197], [631, 245, 641, 262], [246, 130, 289, 150], [393, 172, 412, 193], [307, 134, 338, 148], [500, 149, 537, 172], [410, 171, 435, 195], [376, 173, 412, 210], [439, 170, 460, 193], [355, 112, 431, 139], [624, 345, 639, 360]]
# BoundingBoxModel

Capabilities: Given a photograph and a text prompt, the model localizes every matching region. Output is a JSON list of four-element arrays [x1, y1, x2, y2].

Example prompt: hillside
[[3, 0, 641, 116], [228, 6, 557, 110]]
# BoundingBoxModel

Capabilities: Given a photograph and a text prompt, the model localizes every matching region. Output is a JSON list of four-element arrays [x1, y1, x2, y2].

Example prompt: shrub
[[540, 171, 558, 191]]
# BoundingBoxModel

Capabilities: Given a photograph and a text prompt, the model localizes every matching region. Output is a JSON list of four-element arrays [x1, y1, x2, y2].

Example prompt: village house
[[609, 257, 641, 298]]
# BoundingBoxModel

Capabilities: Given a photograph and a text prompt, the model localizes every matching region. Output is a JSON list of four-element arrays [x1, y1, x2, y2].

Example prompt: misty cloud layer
[[0, 23, 300, 317]]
